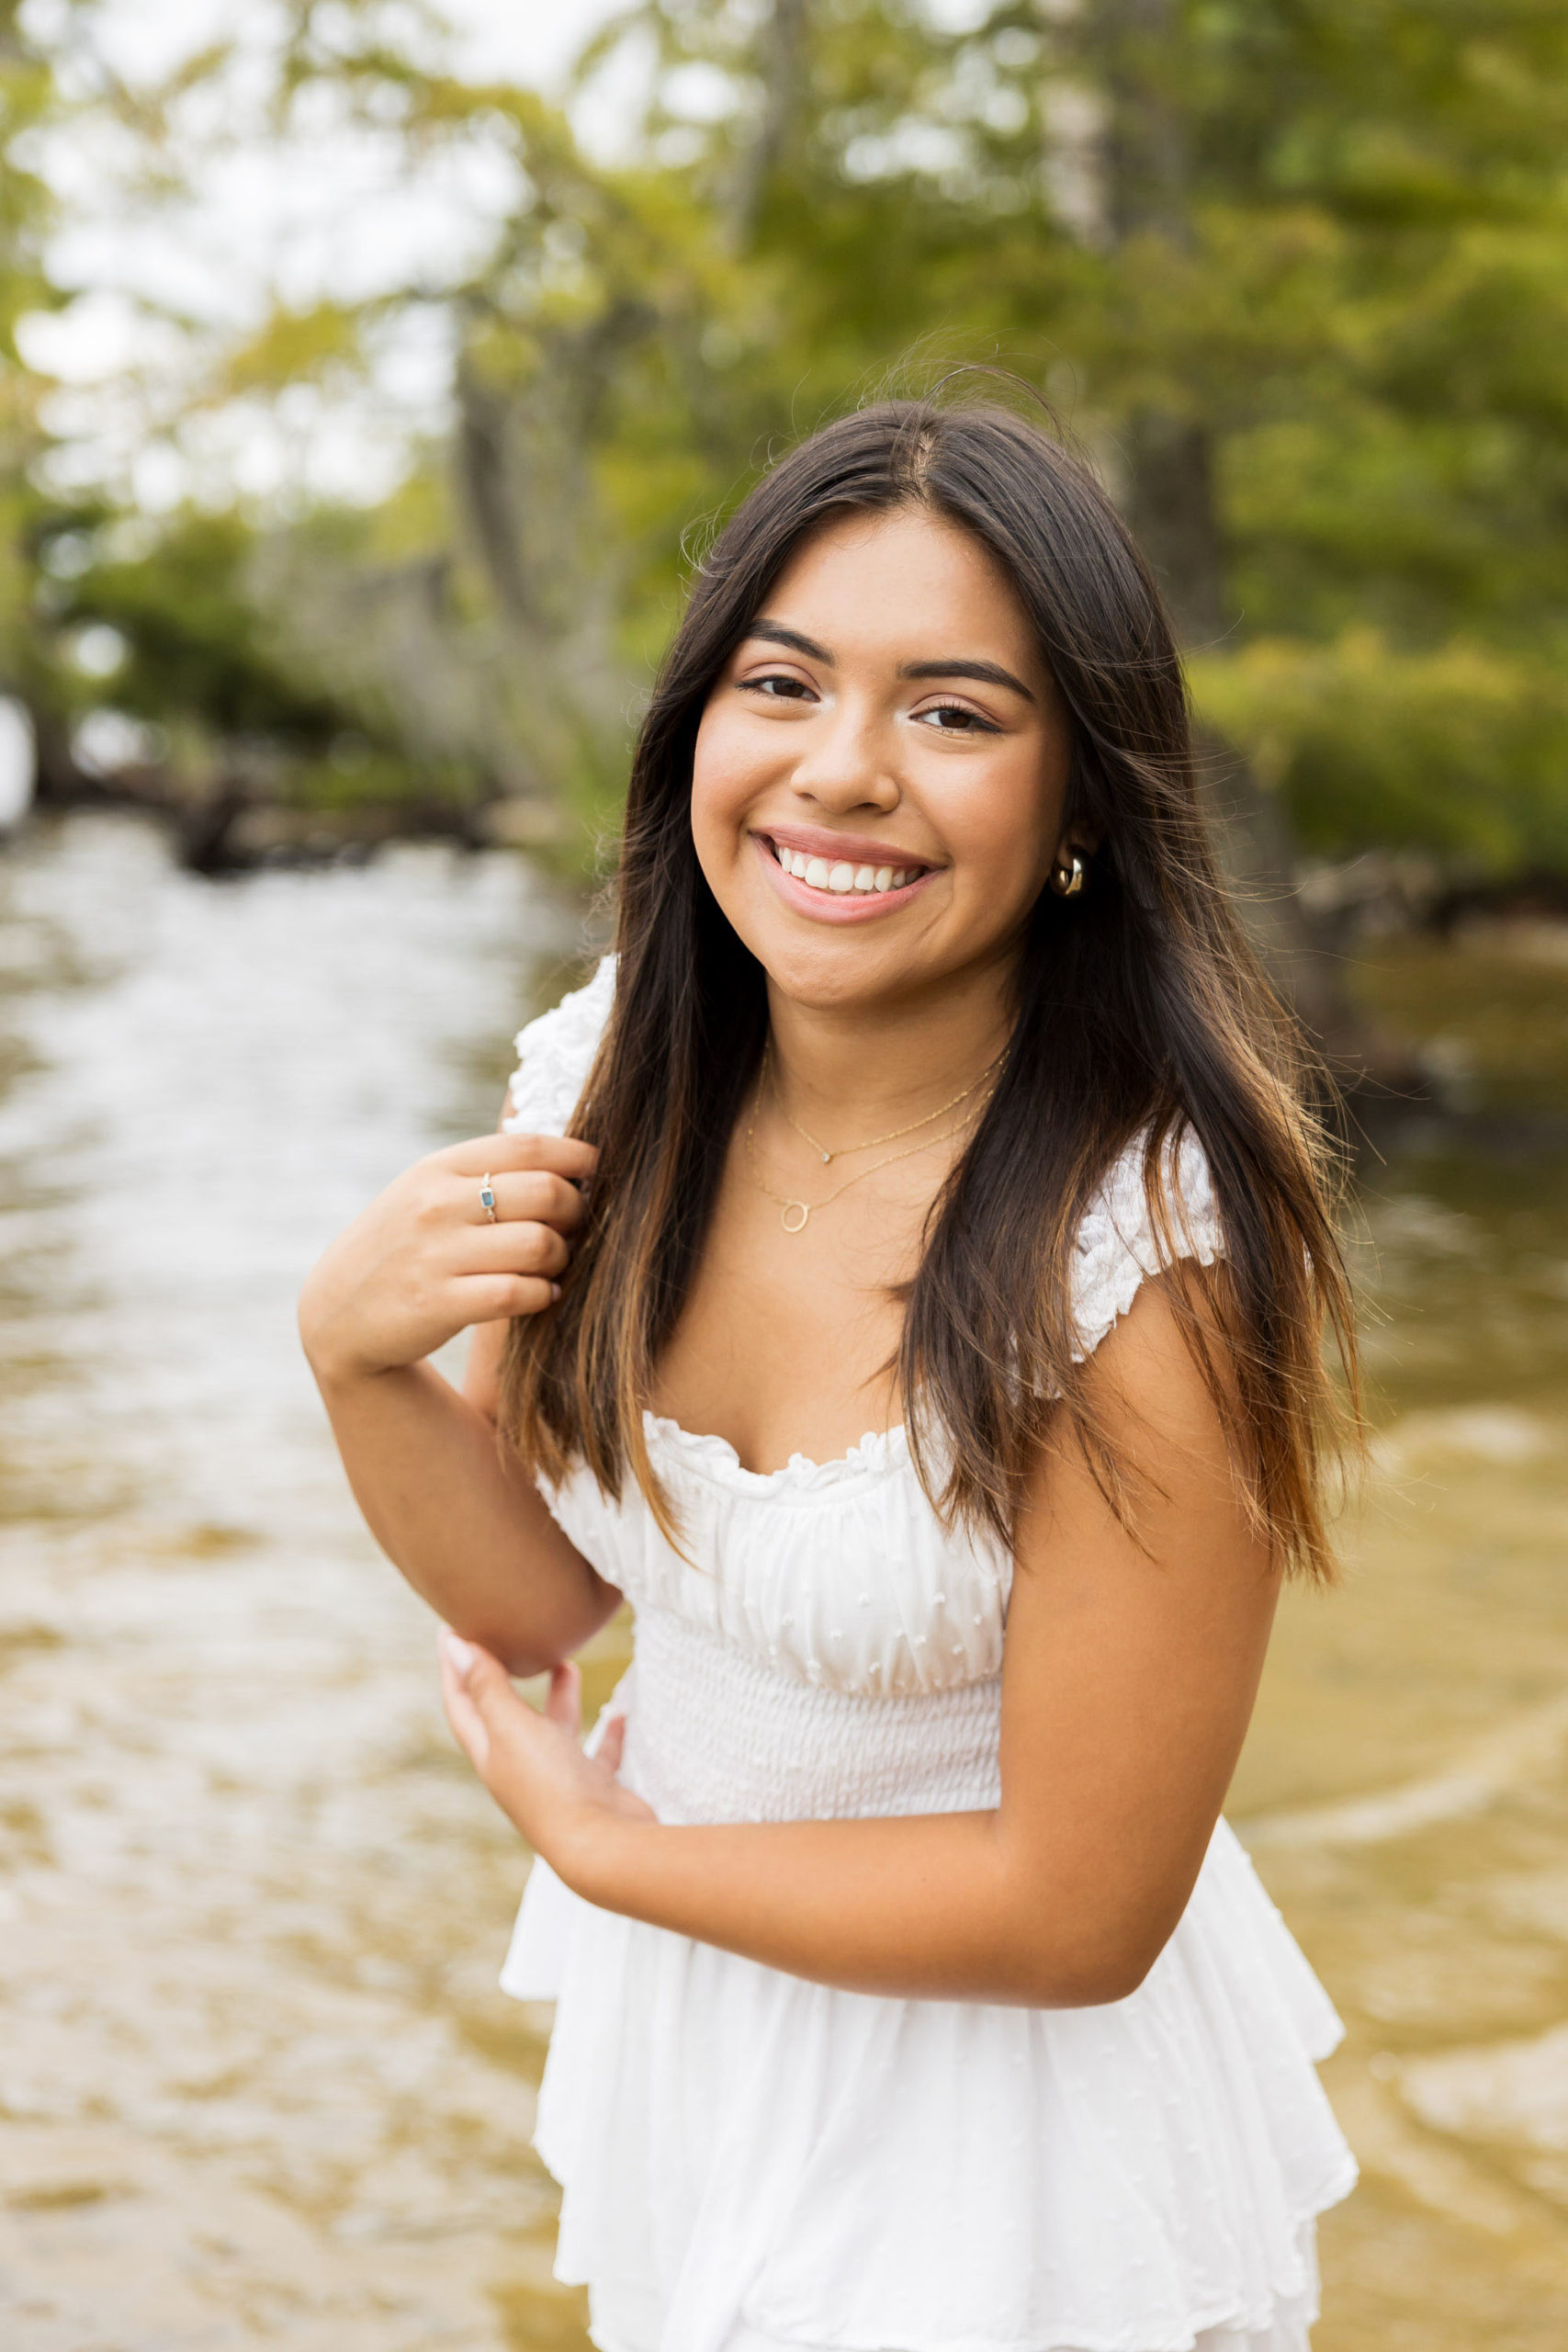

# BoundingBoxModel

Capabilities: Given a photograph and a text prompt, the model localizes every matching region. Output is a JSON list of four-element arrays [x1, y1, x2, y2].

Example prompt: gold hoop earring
[[1050, 852, 1087, 899]]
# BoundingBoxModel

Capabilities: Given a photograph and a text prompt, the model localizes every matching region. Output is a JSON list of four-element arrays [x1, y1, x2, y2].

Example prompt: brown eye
[[916, 703, 998, 735]]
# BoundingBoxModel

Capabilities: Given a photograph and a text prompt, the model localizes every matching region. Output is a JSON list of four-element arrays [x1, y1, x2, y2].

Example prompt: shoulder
[[502, 954, 616, 1139], [1070, 1125, 1224, 1363]]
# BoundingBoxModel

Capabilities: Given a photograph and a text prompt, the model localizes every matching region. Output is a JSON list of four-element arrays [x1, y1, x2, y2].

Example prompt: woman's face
[[691, 504, 1074, 1013]]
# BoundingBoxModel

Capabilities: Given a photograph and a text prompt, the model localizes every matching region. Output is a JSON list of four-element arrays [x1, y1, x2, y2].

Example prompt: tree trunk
[[448, 302, 653, 814], [1078, 0, 1370, 1063], [1120, 410, 1358, 1048], [726, 0, 808, 251]]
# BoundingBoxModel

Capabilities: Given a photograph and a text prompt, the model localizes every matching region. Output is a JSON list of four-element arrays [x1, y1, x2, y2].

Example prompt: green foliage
[[56, 511, 347, 743], [1190, 634, 1568, 869], [0, 1, 68, 708], [4, 0, 1566, 872], [576, 0, 1568, 820], [480, 0, 1568, 871]]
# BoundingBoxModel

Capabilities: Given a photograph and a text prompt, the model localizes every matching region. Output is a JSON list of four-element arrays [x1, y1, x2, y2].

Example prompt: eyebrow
[[743, 620, 1035, 704], [746, 621, 833, 662], [900, 658, 1035, 702]]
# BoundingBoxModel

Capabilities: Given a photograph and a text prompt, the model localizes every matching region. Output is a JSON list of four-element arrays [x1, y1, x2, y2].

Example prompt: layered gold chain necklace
[[744, 1040, 1000, 1234]]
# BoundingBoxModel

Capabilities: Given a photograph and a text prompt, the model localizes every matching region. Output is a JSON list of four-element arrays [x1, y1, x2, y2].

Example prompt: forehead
[[761, 506, 1043, 674]]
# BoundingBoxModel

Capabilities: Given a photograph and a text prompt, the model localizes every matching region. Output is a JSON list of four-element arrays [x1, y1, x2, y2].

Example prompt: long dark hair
[[502, 394, 1357, 1578]]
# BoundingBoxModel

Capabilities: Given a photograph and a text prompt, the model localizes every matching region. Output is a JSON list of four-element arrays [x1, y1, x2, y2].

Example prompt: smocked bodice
[[544, 1415, 1007, 1703]]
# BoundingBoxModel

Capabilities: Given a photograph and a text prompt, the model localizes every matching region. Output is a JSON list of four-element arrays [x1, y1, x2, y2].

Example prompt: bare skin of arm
[[441, 1272, 1280, 2007], [299, 1121, 622, 1677]]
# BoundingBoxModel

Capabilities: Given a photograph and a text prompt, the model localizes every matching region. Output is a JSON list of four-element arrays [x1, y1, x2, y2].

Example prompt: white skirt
[[503, 1820, 1357, 2352]]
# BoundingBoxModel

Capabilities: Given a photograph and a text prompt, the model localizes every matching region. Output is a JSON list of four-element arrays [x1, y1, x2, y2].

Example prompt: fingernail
[[549, 1281, 561, 1301], [443, 1630, 476, 1674]]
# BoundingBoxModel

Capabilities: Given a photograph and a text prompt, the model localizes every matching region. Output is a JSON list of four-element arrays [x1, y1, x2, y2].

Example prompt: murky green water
[[2, 816, 1566, 2346], [1234, 937, 1568, 2341]]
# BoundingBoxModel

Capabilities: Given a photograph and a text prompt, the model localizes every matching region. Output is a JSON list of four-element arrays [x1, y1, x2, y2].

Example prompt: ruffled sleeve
[[1070, 1125, 1224, 1360], [501, 954, 616, 1138]]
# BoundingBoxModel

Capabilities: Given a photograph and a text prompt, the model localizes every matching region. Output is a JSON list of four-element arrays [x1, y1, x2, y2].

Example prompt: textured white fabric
[[497, 956, 1357, 2352]]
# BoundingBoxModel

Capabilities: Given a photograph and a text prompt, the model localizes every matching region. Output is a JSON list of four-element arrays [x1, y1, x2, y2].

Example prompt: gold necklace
[[762, 1038, 1002, 1166], [744, 1075, 995, 1234]]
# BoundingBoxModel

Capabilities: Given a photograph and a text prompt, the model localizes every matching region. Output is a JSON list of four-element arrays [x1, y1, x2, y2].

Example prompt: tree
[[14, 0, 1565, 933], [561, 0, 1568, 1033], [0, 0, 75, 790]]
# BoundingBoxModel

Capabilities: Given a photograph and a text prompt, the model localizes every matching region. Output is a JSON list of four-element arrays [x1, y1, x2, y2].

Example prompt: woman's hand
[[299, 1130, 597, 1385], [439, 1630, 655, 1870]]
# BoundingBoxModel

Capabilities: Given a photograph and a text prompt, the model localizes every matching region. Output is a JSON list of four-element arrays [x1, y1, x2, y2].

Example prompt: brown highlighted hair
[[502, 396, 1357, 1578]]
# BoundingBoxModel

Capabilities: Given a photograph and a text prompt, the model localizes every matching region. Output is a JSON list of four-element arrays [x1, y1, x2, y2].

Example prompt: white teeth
[[773, 842, 924, 896]]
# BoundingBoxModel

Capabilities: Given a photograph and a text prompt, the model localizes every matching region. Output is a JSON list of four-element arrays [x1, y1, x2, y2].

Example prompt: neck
[[763, 961, 1015, 1138]]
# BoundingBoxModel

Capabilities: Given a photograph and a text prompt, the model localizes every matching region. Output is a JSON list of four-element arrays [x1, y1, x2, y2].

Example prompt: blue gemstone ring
[[479, 1175, 498, 1224]]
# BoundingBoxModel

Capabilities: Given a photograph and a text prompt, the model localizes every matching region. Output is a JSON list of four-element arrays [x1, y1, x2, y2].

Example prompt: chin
[[746, 925, 924, 1013]]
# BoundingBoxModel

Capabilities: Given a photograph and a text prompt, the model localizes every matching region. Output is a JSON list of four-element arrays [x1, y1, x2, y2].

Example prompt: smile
[[772, 842, 924, 895], [752, 830, 939, 922]]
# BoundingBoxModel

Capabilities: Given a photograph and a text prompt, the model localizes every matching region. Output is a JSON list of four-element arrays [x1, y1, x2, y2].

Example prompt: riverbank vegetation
[[4, 1, 1568, 908]]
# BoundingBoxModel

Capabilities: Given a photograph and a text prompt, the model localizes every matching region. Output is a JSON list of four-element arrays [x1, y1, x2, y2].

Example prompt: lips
[[750, 829, 938, 922], [770, 840, 924, 897]]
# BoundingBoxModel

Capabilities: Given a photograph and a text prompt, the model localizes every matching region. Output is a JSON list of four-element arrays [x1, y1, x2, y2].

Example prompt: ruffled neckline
[[643, 1410, 910, 1496]]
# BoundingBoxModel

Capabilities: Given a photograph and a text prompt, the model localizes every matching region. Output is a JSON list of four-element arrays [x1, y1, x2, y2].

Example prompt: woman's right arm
[[298, 1126, 622, 1676]]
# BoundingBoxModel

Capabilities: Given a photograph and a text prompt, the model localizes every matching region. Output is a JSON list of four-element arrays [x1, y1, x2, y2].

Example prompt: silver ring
[[479, 1174, 497, 1223]]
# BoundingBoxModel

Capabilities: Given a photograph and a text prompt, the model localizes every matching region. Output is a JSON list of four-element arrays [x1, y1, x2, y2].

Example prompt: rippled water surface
[[4, 814, 1568, 2348]]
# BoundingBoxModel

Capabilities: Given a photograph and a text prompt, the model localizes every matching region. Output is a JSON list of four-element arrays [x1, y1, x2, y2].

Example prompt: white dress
[[499, 958, 1357, 2352]]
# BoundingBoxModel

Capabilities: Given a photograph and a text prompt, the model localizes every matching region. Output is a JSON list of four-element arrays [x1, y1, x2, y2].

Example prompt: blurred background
[[2, 2, 1568, 2346]]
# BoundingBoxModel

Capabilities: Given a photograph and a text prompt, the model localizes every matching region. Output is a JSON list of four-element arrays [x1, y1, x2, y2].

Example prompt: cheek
[[689, 706, 758, 851], [943, 749, 1064, 905], [688, 708, 769, 927]]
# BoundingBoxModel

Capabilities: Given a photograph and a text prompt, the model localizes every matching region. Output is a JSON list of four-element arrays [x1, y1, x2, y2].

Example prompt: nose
[[784, 695, 901, 817]]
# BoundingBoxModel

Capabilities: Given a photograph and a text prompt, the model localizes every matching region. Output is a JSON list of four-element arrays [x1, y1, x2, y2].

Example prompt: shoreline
[[15, 765, 570, 877]]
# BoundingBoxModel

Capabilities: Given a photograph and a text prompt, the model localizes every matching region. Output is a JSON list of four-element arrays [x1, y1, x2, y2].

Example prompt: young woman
[[300, 397, 1359, 2352]]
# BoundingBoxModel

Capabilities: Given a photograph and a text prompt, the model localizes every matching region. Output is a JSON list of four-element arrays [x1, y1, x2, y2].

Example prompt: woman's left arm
[[442, 1271, 1281, 2008]]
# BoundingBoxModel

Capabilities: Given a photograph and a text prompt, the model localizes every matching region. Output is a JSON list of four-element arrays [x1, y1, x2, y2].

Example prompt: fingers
[[440, 1628, 522, 1742], [463, 1167, 588, 1233], [440, 1632, 587, 1791], [446, 1628, 507, 1692], [544, 1658, 582, 1735], [448, 1131, 598, 1183], [453, 1272, 559, 1324], [462, 1216, 570, 1281], [439, 1631, 492, 1767], [596, 1713, 627, 1778]]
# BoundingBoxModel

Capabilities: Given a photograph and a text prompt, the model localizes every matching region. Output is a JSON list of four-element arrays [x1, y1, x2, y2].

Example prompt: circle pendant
[[780, 1200, 810, 1234]]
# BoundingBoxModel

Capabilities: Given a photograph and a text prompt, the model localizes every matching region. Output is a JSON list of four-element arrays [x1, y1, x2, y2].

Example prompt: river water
[[2, 812, 1567, 2347]]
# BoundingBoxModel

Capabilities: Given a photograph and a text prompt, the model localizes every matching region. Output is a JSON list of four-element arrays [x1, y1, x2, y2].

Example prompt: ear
[[1053, 828, 1100, 865]]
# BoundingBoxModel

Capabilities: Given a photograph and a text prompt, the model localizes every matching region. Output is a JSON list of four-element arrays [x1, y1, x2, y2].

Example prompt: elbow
[[980, 1829, 1195, 2008], [1054, 1946, 1162, 2008], [471, 1577, 623, 1681], [995, 1912, 1173, 2010], [481, 1621, 581, 1679], [492, 1642, 561, 1679], [473, 1633, 584, 1679]]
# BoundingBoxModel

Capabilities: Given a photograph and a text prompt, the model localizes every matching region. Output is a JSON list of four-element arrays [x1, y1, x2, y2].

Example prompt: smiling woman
[[704, 515, 1068, 956], [300, 392, 1360, 2352]]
